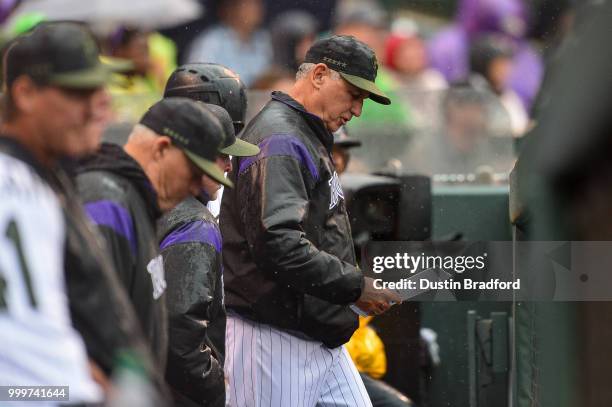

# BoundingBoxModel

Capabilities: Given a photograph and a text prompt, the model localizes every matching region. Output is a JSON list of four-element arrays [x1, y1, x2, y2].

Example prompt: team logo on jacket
[[328, 171, 344, 210], [147, 255, 167, 300]]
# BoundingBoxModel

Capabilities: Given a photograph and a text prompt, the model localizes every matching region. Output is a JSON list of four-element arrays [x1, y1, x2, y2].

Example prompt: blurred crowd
[[0, 0, 575, 179], [0, 1, 582, 406]]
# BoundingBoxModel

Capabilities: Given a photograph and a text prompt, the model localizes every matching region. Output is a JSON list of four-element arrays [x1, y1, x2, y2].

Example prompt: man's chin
[[327, 123, 341, 133], [207, 186, 221, 201]]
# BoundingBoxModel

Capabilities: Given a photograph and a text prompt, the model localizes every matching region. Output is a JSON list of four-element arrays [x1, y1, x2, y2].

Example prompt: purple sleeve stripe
[[84, 200, 137, 256], [238, 134, 319, 181], [159, 220, 222, 252]]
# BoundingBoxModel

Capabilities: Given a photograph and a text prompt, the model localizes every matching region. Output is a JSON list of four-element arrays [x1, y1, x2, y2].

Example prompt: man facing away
[[220, 35, 402, 407]]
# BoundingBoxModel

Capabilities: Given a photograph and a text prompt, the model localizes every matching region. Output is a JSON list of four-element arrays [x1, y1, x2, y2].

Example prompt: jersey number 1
[[0, 219, 37, 309]]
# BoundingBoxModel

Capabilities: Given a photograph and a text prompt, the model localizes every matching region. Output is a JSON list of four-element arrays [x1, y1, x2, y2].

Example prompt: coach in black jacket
[[77, 98, 229, 370], [220, 35, 402, 405]]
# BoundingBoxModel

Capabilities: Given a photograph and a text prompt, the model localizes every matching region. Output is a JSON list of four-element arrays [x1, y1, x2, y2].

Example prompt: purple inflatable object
[[428, 0, 543, 110], [0, 0, 18, 24]]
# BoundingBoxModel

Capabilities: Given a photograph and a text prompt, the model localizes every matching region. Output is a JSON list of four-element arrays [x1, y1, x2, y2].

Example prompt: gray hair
[[127, 124, 158, 143], [295, 62, 341, 81]]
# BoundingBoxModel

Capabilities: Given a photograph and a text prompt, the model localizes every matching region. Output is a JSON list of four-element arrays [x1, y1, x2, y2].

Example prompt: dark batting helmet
[[164, 63, 248, 133]]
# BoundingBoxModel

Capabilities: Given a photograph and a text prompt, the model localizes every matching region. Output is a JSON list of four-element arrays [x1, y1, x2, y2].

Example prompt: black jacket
[[157, 196, 226, 407], [76, 143, 168, 370], [220, 92, 364, 348], [0, 138, 170, 403]]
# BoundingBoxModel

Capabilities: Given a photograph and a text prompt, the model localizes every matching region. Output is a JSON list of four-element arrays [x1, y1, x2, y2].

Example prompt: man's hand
[[354, 277, 402, 316]]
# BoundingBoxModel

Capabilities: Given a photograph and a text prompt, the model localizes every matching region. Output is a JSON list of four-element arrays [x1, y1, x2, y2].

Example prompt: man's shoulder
[[77, 169, 130, 200], [159, 210, 221, 254], [0, 151, 58, 208], [158, 196, 216, 240], [243, 99, 309, 143], [238, 102, 325, 179], [0, 138, 51, 189]]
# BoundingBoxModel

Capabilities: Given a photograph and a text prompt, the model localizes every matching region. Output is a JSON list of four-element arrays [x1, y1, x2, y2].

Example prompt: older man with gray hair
[[220, 35, 401, 407], [76, 97, 229, 371]]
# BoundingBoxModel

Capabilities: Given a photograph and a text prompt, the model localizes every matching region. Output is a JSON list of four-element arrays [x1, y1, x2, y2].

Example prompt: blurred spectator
[[385, 32, 446, 92], [384, 28, 447, 129], [334, 0, 413, 129], [250, 10, 315, 105], [185, 0, 271, 87], [250, 66, 295, 93], [269, 9, 318, 72], [109, 27, 155, 87], [406, 85, 513, 176], [148, 32, 177, 90], [427, 0, 543, 111], [263, 0, 337, 33], [469, 34, 528, 137], [250, 9, 313, 95], [106, 27, 168, 122]]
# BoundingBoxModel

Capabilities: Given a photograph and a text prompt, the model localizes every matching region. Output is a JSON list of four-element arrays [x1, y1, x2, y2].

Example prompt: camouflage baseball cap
[[304, 35, 391, 105], [140, 98, 233, 188], [4, 22, 112, 89]]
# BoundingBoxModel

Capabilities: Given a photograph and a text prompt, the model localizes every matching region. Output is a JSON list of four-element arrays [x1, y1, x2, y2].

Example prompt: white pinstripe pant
[[225, 314, 372, 407]]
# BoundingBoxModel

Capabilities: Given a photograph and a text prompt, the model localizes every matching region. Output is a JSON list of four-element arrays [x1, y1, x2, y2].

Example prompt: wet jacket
[[157, 196, 226, 407], [0, 138, 170, 402], [76, 143, 168, 370], [220, 91, 364, 349]]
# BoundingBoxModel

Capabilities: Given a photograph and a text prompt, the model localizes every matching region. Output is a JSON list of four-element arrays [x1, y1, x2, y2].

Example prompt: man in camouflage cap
[[221, 35, 400, 406]]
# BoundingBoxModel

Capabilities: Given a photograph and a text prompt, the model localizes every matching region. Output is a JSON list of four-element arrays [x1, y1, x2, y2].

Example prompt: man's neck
[[123, 142, 148, 176], [287, 85, 313, 115], [123, 141, 163, 207], [1, 120, 53, 167], [287, 85, 329, 130]]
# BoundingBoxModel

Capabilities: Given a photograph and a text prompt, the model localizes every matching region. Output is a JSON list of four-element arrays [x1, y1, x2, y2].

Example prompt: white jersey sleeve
[[0, 153, 102, 404]]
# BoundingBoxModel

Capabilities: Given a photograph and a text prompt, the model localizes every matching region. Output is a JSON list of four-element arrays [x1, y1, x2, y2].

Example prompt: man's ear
[[152, 135, 172, 160], [11, 76, 38, 114], [310, 63, 329, 90]]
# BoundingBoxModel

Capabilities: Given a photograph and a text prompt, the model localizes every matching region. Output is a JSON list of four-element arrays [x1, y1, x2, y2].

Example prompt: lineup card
[[390, 268, 454, 301], [351, 268, 453, 316]]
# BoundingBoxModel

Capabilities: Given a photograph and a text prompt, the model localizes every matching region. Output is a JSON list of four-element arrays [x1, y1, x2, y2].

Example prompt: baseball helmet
[[164, 63, 248, 133]]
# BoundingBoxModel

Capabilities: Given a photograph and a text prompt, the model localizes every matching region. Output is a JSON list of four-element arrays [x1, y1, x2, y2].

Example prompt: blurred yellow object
[[107, 32, 176, 123], [108, 74, 161, 123], [345, 316, 387, 379], [99, 56, 135, 73], [148, 32, 177, 91]]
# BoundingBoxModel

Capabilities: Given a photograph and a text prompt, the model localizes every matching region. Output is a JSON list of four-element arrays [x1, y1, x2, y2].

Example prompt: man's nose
[[225, 157, 233, 173], [351, 99, 364, 118]]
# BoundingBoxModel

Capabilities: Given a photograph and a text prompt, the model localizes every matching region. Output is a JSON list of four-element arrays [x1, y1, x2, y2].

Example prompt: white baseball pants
[[225, 313, 372, 407]]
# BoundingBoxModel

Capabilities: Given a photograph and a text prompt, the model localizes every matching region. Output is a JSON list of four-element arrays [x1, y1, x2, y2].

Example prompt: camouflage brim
[[220, 138, 260, 157], [48, 63, 113, 89], [184, 150, 234, 188], [339, 72, 391, 105], [99, 56, 135, 73]]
